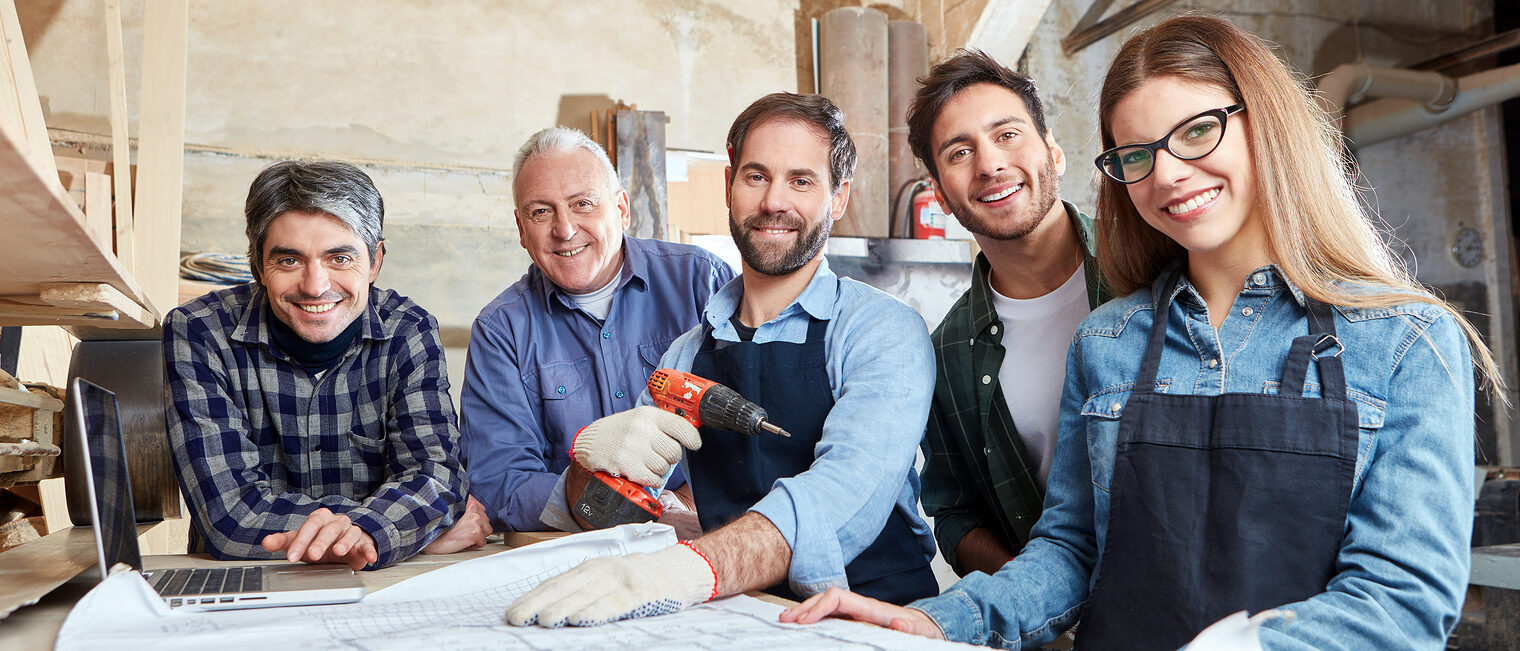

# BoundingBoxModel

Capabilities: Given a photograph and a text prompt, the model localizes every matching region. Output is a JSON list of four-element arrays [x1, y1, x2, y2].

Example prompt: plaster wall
[[22, 0, 799, 335]]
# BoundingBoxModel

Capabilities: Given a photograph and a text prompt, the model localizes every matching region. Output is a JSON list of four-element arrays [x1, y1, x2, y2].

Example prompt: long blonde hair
[[1095, 14, 1503, 396]]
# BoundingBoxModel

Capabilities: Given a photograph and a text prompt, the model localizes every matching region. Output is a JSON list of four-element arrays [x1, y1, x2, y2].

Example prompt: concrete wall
[[22, 0, 799, 337], [988, 0, 1517, 462]]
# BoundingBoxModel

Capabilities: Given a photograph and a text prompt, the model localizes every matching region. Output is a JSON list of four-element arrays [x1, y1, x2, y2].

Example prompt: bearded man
[[506, 92, 939, 628], [907, 50, 1112, 578]]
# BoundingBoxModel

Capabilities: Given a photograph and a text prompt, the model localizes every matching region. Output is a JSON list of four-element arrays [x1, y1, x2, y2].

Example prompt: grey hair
[[244, 160, 384, 283], [511, 127, 622, 196]]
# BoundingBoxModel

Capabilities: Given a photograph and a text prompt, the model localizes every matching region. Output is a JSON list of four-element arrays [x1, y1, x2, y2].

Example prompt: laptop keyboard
[[149, 566, 263, 597]]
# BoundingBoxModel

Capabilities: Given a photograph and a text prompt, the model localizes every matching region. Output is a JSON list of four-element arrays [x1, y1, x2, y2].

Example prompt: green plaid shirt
[[920, 201, 1110, 574]]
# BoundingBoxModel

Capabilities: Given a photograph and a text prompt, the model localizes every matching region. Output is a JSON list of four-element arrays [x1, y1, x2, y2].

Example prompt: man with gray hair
[[459, 127, 732, 532], [164, 160, 490, 571], [506, 93, 936, 628]]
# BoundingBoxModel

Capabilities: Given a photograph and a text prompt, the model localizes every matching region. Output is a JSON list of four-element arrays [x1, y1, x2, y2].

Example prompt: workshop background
[[3, 1, 1519, 643]]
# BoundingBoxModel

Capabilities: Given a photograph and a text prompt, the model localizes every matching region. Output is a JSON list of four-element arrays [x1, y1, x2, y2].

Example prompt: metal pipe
[[1317, 63, 1458, 123], [1344, 61, 1520, 149]]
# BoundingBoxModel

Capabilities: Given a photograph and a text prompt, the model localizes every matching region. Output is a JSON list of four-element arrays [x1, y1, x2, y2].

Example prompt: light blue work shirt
[[912, 265, 1476, 649], [651, 257, 938, 596], [460, 235, 732, 532]]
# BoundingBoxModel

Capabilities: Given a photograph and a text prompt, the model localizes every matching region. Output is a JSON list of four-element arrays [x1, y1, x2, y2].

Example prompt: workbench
[[0, 526, 565, 650]]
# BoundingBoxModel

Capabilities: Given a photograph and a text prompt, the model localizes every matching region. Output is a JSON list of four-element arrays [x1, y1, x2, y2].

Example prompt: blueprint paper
[[56, 523, 973, 650]]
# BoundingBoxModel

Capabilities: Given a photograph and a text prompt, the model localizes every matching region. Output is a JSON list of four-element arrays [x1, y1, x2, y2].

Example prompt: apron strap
[[1134, 267, 1186, 395], [1278, 299, 1346, 400]]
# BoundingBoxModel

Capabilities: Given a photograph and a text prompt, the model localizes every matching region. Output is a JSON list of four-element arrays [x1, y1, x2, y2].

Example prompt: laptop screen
[[70, 377, 144, 578]]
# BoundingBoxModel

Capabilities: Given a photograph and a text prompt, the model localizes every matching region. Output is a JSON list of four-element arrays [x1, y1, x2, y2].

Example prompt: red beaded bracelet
[[679, 540, 719, 602]]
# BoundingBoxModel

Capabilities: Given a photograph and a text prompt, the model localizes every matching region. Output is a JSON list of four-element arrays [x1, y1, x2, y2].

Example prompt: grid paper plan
[[56, 523, 975, 650]]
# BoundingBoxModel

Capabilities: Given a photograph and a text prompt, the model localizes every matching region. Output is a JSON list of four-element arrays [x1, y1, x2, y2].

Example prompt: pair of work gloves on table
[[507, 406, 717, 628]]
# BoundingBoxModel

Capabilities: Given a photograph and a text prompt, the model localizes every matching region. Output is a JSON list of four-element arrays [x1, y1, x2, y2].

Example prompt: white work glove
[[572, 406, 702, 486], [505, 541, 717, 628]]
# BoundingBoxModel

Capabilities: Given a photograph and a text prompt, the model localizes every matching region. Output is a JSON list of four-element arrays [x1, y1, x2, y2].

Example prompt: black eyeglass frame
[[1093, 104, 1246, 184]]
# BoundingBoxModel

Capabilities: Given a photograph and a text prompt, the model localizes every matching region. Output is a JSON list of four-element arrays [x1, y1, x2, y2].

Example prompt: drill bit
[[759, 420, 791, 438]]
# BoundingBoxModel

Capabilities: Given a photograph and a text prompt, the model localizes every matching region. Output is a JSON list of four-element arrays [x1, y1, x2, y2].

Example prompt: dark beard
[[942, 151, 1060, 241], [729, 207, 834, 276]]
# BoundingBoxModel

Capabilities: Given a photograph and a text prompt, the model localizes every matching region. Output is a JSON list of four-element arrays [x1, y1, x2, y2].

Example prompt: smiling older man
[[164, 160, 489, 571], [459, 127, 733, 533]]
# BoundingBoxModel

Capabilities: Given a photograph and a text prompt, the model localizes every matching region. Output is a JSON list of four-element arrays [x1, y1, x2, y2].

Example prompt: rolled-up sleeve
[[749, 296, 936, 595]]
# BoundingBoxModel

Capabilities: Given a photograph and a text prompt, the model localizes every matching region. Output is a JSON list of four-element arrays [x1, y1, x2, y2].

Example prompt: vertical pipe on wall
[[821, 8, 889, 238], [888, 21, 929, 238]]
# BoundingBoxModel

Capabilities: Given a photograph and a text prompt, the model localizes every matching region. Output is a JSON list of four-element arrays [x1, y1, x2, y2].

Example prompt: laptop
[[69, 377, 366, 611]]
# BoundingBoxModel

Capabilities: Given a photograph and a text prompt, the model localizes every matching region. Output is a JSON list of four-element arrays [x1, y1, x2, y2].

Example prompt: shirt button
[[1252, 272, 1266, 286], [557, 386, 566, 395], [615, 390, 625, 399], [968, 338, 975, 347], [984, 447, 993, 456], [601, 331, 611, 339], [1241, 307, 1254, 317], [989, 325, 999, 335], [982, 375, 992, 385], [1110, 402, 1121, 414], [1208, 359, 1218, 369]]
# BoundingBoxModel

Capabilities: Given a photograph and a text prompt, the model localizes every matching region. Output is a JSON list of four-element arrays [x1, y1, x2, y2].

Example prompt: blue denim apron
[[1076, 268, 1358, 649], [687, 317, 937, 606]]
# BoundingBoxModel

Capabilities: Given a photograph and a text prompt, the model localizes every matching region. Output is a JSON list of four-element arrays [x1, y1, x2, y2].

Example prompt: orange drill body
[[572, 369, 791, 530]]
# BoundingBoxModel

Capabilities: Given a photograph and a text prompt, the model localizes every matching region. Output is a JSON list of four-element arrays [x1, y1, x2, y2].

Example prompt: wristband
[[680, 540, 719, 602]]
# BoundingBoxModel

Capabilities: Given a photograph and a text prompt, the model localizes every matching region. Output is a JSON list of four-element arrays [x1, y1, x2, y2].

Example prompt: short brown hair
[[906, 49, 1048, 181], [725, 92, 856, 194]]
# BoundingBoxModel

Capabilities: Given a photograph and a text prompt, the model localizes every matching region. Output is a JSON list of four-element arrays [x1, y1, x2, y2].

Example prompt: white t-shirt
[[990, 263, 1091, 488], [566, 271, 622, 321]]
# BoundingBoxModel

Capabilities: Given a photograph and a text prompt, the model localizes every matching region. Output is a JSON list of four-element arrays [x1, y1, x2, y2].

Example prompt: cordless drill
[[570, 369, 791, 529]]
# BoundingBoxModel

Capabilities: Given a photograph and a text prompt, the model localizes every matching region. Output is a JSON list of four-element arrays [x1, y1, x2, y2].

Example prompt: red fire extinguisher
[[910, 186, 946, 239]]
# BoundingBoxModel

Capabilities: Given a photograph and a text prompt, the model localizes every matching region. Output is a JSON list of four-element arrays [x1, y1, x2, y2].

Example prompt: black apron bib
[[1076, 269, 1358, 650], [687, 316, 936, 606]]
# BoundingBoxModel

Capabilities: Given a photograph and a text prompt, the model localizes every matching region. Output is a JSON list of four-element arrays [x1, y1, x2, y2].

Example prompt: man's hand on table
[[780, 587, 945, 639], [261, 507, 377, 571], [505, 541, 715, 627], [423, 496, 492, 554]]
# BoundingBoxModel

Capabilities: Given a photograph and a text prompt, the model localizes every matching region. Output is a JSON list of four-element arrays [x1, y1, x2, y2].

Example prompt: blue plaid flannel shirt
[[164, 283, 468, 569]]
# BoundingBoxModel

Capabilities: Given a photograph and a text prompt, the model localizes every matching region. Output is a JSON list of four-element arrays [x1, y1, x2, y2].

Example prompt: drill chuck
[[698, 383, 790, 437]]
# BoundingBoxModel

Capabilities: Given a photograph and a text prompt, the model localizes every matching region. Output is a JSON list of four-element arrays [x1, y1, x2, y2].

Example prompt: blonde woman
[[783, 14, 1499, 649]]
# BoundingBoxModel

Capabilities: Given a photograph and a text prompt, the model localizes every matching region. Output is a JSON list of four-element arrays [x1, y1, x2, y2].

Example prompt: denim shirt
[[460, 236, 732, 531], [649, 258, 938, 596], [913, 265, 1476, 650]]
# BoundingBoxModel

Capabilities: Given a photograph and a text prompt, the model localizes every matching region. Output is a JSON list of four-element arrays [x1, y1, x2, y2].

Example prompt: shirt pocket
[[522, 356, 592, 403], [637, 338, 676, 379], [1079, 381, 1168, 493], [345, 430, 388, 478]]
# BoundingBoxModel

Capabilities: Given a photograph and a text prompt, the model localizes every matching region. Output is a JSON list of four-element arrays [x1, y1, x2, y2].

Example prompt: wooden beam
[[967, 0, 1059, 67], [0, 123, 156, 325], [1061, 0, 1178, 57], [133, 0, 188, 319], [1409, 28, 1520, 72], [41, 282, 154, 328], [85, 171, 112, 251], [0, 0, 57, 186], [104, 0, 135, 270]]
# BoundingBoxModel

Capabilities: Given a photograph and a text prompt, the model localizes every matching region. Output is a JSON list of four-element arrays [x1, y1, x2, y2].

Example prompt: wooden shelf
[[0, 120, 159, 335]]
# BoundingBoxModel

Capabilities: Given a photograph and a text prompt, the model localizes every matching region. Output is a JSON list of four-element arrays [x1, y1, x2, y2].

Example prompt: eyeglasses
[[1094, 104, 1245, 184]]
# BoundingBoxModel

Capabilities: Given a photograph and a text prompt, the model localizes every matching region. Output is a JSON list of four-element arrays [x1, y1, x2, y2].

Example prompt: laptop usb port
[[220, 597, 234, 603]]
